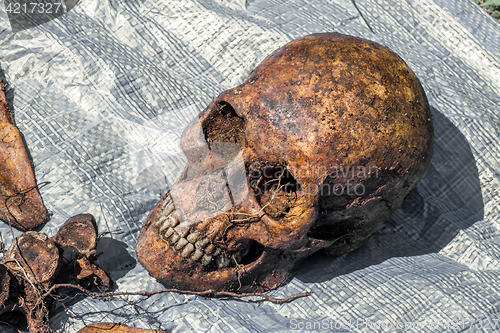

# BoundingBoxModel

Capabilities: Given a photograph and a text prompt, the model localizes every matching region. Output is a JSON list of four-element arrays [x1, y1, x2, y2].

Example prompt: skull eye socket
[[202, 101, 245, 161], [249, 164, 301, 220]]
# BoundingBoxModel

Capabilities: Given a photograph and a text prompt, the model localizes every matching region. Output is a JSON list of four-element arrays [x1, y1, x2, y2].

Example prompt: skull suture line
[[136, 33, 434, 292]]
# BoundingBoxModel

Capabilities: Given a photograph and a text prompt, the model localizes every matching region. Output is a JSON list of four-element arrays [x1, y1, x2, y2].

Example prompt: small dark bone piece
[[53, 213, 98, 257], [78, 323, 167, 333], [52, 214, 111, 289], [0, 214, 111, 333], [0, 78, 48, 230]]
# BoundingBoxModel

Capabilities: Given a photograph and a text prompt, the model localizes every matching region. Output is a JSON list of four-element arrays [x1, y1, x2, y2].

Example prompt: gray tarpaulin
[[1, 0, 500, 332]]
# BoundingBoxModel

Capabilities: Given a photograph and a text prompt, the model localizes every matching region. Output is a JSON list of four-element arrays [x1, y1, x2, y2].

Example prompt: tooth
[[162, 202, 175, 217], [201, 254, 212, 266], [175, 237, 188, 250], [159, 217, 170, 232], [158, 215, 168, 224], [213, 248, 221, 256], [187, 231, 200, 244], [162, 193, 171, 202], [164, 206, 175, 218], [191, 249, 204, 261], [169, 214, 179, 228], [160, 196, 173, 212], [195, 238, 210, 249], [174, 225, 189, 238], [163, 227, 175, 239], [181, 243, 195, 257], [204, 244, 215, 254], [215, 255, 229, 269], [169, 233, 180, 245]]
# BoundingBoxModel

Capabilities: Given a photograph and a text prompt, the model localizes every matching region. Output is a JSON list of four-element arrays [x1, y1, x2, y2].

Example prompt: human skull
[[136, 32, 434, 292]]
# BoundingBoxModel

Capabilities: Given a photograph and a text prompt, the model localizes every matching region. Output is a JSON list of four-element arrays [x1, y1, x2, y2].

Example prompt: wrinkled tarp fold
[[0, 0, 499, 331]]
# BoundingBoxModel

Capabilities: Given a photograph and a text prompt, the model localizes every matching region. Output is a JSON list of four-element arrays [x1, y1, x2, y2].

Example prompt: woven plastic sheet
[[0, 0, 500, 331]]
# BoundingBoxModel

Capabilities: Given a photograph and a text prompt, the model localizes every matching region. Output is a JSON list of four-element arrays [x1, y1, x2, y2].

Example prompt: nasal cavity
[[202, 101, 245, 160]]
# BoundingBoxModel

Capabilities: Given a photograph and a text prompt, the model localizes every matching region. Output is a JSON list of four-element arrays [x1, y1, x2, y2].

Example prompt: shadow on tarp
[[295, 107, 484, 283], [5, 0, 80, 33], [95, 237, 137, 282]]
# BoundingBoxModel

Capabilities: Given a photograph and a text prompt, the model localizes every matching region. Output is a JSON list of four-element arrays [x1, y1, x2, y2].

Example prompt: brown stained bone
[[2, 231, 60, 287], [1, 231, 60, 332], [78, 323, 167, 333], [0, 264, 10, 311], [70, 256, 111, 290], [137, 32, 434, 292], [0, 80, 14, 124], [0, 214, 111, 332], [0, 78, 48, 230], [53, 213, 98, 259], [52, 213, 111, 290]]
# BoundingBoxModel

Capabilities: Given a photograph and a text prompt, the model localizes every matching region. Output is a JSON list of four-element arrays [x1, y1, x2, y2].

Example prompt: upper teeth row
[[156, 195, 229, 267]]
